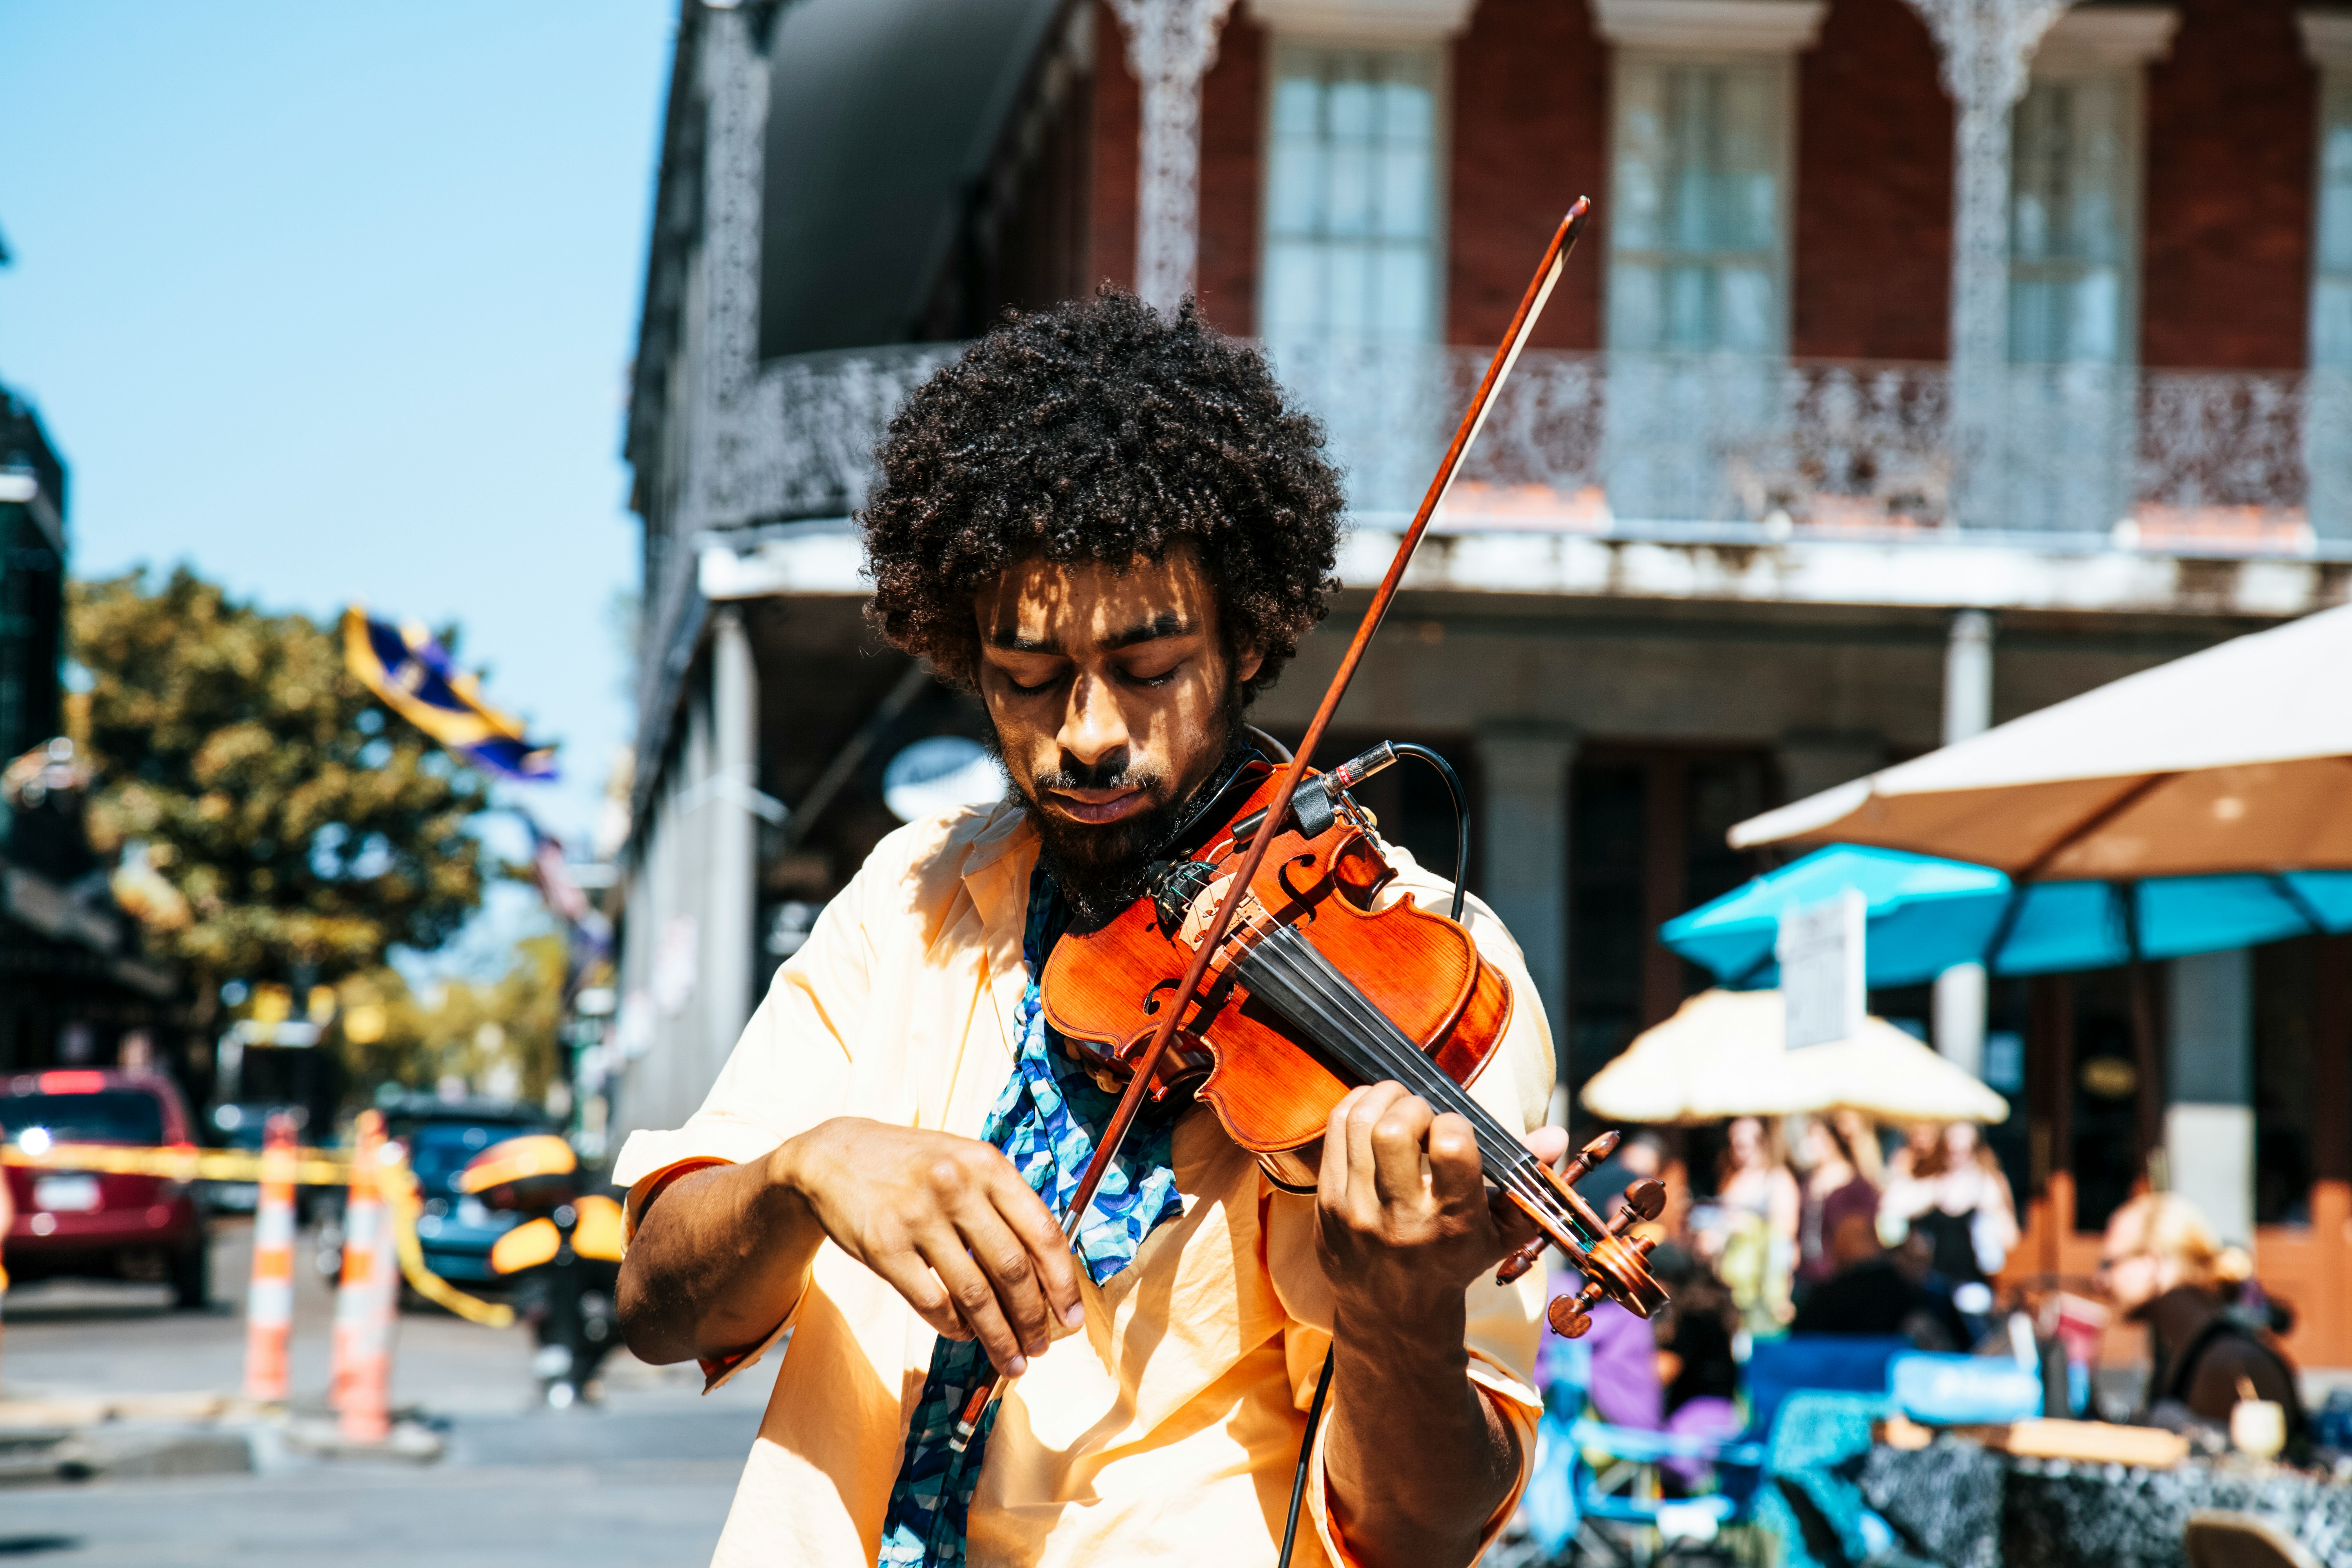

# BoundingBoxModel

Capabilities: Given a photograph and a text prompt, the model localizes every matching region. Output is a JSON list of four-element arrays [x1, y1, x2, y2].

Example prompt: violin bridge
[[1174, 873, 1238, 951]]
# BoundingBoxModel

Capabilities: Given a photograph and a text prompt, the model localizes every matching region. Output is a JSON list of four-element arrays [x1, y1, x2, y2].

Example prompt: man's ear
[[1234, 645, 1265, 686]]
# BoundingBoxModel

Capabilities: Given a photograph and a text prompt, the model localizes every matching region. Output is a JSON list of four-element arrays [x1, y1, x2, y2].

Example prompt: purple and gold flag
[[341, 607, 557, 782]]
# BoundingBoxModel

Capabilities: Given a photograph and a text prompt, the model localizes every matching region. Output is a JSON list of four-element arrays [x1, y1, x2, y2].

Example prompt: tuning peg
[[1546, 1280, 1604, 1339], [1494, 1237, 1544, 1285], [1617, 1178, 1667, 1229], [1555, 1130, 1617, 1189]]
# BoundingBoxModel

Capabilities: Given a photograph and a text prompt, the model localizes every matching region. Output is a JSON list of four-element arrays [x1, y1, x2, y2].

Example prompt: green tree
[[70, 567, 486, 990], [334, 934, 566, 1104]]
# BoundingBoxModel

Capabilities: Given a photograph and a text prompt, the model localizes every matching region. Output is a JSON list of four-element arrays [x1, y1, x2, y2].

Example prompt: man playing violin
[[616, 292, 1568, 1568]]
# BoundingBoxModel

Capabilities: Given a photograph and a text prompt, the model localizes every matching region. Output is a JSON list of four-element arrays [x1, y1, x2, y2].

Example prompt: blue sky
[[0, 0, 674, 870]]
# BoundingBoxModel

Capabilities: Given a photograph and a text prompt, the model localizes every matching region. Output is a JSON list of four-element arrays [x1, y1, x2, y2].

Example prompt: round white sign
[[882, 735, 1005, 823]]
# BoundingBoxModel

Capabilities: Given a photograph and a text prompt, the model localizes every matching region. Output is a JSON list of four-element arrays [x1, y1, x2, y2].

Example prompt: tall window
[[1607, 57, 1790, 354], [2314, 76, 2352, 369], [2009, 74, 2136, 364], [1259, 43, 1441, 346]]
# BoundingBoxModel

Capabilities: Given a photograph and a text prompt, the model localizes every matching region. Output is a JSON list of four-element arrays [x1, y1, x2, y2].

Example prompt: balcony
[[1276, 346, 2345, 557], [737, 343, 2350, 561]]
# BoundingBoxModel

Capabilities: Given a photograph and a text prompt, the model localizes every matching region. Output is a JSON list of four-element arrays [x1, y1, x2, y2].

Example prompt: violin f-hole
[[1142, 978, 1183, 1016], [1276, 853, 1322, 912]]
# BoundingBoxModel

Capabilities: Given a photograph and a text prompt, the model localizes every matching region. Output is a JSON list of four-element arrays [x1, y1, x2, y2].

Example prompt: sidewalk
[[0, 1218, 771, 1566]]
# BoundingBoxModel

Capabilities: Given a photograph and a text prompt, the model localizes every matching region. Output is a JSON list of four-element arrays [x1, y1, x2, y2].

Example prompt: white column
[[1941, 608, 1995, 743], [2165, 949, 2255, 1246], [1902, 0, 2071, 528], [703, 608, 761, 1093], [1475, 726, 1578, 1076], [1108, 0, 1238, 313], [1933, 609, 1996, 1077]]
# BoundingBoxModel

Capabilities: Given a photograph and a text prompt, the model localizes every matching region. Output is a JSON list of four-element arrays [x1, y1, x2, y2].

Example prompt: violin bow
[[944, 197, 1594, 1460]]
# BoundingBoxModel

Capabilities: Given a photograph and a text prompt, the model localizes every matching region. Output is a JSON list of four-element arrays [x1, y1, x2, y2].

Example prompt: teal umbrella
[[1661, 845, 2352, 990]]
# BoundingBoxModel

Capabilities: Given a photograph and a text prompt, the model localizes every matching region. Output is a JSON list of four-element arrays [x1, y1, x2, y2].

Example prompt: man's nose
[[1059, 671, 1130, 769]]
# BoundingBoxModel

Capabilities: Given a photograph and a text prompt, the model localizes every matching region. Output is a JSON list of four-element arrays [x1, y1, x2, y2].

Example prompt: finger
[[1343, 1083, 1411, 1212], [1319, 1086, 1375, 1207], [1426, 1111, 1485, 1213], [987, 1170, 1087, 1332], [1368, 1094, 1435, 1209], [918, 1232, 1031, 1376], [1521, 1125, 1570, 1168], [1486, 1181, 1547, 1255], [868, 1248, 975, 1344], [955, 1200, 1055, 1360]]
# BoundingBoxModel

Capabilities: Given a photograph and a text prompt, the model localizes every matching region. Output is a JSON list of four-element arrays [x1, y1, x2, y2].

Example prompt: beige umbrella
[[1581, 989, 2009, 1126], [1726, 601, 2352, 878]]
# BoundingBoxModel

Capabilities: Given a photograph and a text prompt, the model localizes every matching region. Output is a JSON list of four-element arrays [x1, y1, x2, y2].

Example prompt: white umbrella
[[1726, 601, 2352, 878], [1581, 989, 2009, 1126]]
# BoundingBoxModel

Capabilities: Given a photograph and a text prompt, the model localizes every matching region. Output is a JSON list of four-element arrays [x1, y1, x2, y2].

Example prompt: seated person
[[2099, 1193, 2305, 1442], [1648, 1243, 1739, 1417], [1789, 1213, 1969, 1350]]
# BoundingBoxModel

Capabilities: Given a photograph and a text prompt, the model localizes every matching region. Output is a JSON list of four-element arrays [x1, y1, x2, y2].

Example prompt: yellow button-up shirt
[[615, 801, 1554, 1568]]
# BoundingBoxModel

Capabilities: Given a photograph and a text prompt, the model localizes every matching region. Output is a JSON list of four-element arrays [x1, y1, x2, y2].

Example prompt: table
[[1856, 1438, 2352, 1568]]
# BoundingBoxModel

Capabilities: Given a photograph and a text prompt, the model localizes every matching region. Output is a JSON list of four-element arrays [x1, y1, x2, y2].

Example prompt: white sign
[[882, 736, 1006, 824], [1778, 888, 1866, 1050]]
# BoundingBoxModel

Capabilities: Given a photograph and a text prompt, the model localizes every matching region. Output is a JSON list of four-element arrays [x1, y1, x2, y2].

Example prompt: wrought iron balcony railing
[[746, 342, 2349, 557]]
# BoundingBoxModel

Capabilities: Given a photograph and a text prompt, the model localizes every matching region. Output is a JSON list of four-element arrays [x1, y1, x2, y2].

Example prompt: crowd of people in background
[[1561, 1111, 2315, 1464], [1661, 1113, 2020, 1345]]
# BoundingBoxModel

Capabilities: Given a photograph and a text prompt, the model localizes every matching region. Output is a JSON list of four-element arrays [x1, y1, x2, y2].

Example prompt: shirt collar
[[960, 801, 1041, 986]]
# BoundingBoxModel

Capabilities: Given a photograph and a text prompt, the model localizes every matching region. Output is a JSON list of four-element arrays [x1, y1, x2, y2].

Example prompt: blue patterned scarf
[[874, 866, 1185, 1567]]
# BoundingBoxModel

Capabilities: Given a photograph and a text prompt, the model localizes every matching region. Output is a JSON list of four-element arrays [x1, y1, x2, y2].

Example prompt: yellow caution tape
[[4, 1140, 517, 1330], [377, 1158, 515, 1329], [1, 1143, 350, 1185]]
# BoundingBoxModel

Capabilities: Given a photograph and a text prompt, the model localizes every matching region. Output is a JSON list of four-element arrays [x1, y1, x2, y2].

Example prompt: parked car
[[0, 1069, 209, 1308], [381, 1097, 556, 1287]]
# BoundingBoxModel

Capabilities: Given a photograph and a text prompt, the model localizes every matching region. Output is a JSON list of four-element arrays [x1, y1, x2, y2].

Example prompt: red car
[[2, 1069, 209, 1308]]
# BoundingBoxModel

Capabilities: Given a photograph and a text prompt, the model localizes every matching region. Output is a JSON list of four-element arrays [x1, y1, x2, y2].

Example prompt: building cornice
[[2303, 9, 2352, 73], [2031, 6, 2178, 73], [699, 515, 2350, 620], [1245, 0, 1476, 42], [1590, 0, 1826, 53]]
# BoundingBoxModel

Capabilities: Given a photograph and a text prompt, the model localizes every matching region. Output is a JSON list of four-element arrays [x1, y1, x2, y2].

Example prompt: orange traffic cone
[[334, 1110, 396, 1442], [242, 1111, 298, 1403]]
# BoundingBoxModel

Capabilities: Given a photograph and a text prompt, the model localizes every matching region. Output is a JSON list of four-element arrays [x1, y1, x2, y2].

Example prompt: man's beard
[[1000, 691, 1249, 930]]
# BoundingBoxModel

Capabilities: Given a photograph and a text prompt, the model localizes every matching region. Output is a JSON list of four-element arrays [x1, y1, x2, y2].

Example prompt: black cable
[[1274, 742, 1470, 1568], [1388, 742, 1469, 922], [1277, 1347, 1339, 1568]]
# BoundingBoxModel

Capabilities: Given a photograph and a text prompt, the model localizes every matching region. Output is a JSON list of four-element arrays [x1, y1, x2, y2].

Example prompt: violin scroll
[[1493, 1131, 1674, 1339], [1550, 1174, 1673, 1336]]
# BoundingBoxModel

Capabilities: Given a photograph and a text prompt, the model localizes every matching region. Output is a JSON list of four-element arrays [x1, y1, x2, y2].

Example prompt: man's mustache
[[1033, 755, 1163, 795]]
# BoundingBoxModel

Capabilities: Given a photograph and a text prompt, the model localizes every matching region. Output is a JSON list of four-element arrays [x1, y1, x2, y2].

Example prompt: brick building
[[612, 0, 2352, 1361]]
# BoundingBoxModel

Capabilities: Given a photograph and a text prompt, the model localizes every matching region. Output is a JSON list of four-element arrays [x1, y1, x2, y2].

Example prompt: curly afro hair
[[862, 290, 1345, 702]]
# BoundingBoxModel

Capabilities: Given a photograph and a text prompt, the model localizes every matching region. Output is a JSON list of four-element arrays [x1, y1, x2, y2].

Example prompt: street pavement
[[0, 1218, 774, 1567]]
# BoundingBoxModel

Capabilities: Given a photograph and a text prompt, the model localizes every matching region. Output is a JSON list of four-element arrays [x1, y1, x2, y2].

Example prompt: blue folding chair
[[1741, 1335, 1910, 1444], [1519, 1377, 1765, 1567], [1567, 1417, 1765, 1565]]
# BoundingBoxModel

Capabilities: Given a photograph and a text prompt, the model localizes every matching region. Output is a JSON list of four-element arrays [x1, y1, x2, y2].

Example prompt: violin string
[[1236, 929, 1578, 1234], [1247, 929, 1547, 1185], [1238, 936, 1564, 1227]]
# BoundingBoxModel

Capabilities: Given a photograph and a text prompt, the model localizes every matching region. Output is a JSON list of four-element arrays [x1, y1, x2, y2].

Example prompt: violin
[[1042, 745, 1669, 1335]]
